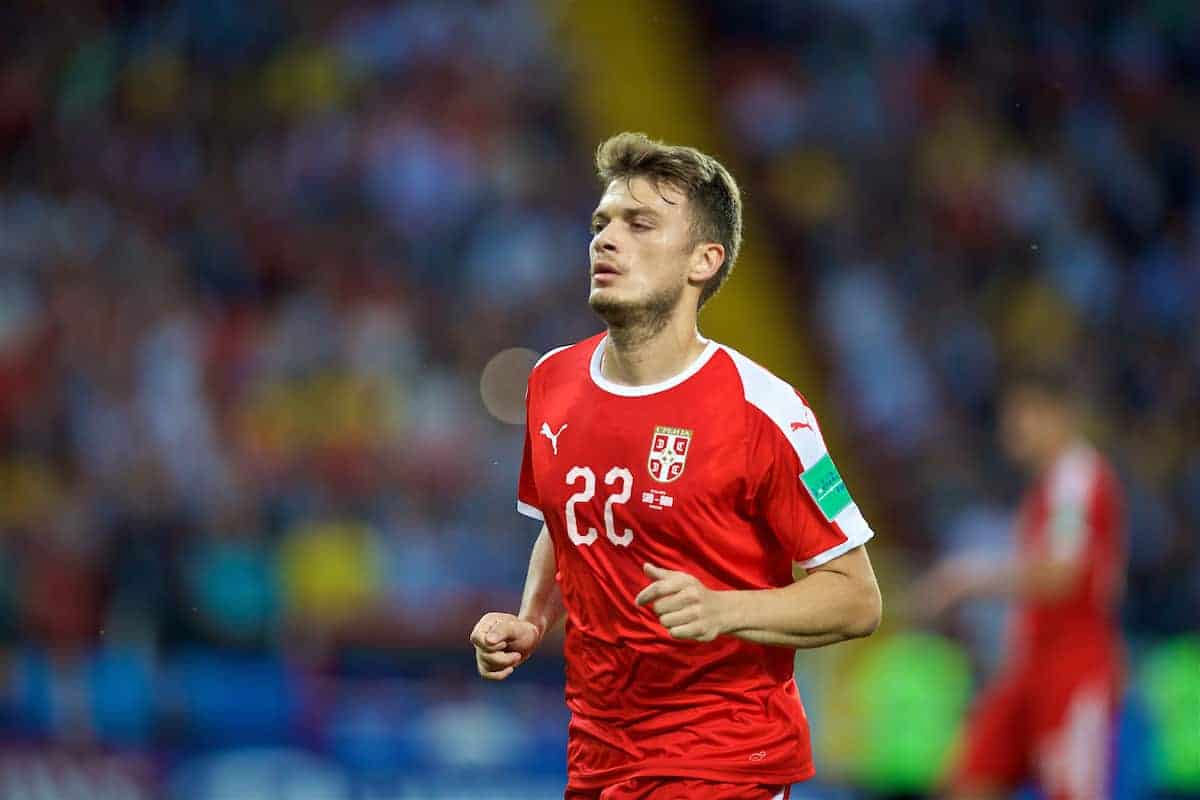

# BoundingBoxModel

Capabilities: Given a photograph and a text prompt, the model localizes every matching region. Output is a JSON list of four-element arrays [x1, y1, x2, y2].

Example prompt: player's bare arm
[[636, 545, 881, 648], [914, 553, 1081, 619], [917, 374, 1097, 619], [471, 524, 564, 680]]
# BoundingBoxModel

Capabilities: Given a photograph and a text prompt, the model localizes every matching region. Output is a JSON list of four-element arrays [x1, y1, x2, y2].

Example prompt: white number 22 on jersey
[[564, 466, 635, 547]]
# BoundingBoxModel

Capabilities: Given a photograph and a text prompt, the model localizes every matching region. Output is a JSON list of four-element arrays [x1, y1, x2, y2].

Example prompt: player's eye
[[630, 220, 651, 231], [590, 220, 605, 235]]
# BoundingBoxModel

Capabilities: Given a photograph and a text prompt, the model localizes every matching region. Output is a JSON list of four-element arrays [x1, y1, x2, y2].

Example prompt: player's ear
[[688, 241, 724, 284]]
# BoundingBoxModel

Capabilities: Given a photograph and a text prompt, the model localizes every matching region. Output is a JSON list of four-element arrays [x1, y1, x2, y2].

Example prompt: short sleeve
[[517, 421, 543, 521], [746, 395, 874, 568], [516, 379, 543, 522], [514, 344, 574, 523]]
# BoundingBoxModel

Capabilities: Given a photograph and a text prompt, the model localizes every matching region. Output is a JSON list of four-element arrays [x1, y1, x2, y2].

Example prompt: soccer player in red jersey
[[469, 132, 882, 799], [918, 368, 1127, 800]]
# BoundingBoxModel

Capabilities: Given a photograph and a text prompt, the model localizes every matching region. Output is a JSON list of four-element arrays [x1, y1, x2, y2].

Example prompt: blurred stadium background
[[0, 0, 1197, 798]]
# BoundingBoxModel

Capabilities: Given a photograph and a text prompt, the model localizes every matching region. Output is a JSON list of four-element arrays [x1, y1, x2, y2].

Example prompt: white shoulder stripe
[[1046, 443, 1098, 562], [720, 345, 826, 469], [1050, 444, 1099, 509], [721, 344, 875, 561], [534, 344, 572, 369]]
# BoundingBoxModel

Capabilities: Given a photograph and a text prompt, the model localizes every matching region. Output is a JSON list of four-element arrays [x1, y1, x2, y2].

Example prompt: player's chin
[[588, 281, 621, 298], [588, 288, 629, 316]]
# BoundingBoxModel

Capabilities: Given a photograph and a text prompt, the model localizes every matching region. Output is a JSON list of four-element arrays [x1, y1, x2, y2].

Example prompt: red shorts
[[564, 779, 790, 800], [954, 659, 1119, 800]]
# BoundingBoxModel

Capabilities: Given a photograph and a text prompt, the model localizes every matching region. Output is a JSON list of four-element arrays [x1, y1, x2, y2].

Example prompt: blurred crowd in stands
[[0, 1, 590, 785], [0, 0, 1195, 794], [703, 0, 1198, 643], [0, 0, 596, 661], [700, 3, 1198, 789]]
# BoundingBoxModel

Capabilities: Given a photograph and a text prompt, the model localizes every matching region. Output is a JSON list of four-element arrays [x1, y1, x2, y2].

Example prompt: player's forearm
[[516, 525, 565, 641], [720, 568, 881, 648], [729, 628, 852, 650], [956, 558, 1079, 602]]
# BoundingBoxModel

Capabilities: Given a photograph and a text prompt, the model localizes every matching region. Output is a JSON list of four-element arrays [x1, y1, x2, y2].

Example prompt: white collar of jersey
[[589, 335, 720, 397]]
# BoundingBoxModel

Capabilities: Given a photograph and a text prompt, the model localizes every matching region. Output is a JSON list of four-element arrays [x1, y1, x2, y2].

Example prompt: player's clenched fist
[[470, 612, 542, 680], [636, 563, 730, 642]]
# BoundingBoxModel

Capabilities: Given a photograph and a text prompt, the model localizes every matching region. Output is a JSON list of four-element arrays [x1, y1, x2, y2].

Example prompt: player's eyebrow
[[591, 206, 662, 227]]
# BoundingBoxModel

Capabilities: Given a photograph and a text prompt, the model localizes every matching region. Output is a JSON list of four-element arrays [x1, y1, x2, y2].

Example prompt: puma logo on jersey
[[790, 420, 812, 432], [540, 422, 568, 455]]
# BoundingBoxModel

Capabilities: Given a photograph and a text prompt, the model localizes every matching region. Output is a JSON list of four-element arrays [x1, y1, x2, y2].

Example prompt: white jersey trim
[[588, 335, 720, 397], [525, 345, 572, 405], [721, 345, 875, 563], [799, 504, 873, 568], [534, 344, 572, 370], [1046, 442, 1098, 563], [516, 500, 544, 522]]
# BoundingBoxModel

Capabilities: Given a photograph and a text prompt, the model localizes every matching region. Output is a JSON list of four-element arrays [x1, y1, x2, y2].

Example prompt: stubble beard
[[589, 280, 685, 350]]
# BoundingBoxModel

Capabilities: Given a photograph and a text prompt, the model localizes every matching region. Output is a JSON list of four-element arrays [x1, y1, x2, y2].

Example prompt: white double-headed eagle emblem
[[648, 425, 692, 483]]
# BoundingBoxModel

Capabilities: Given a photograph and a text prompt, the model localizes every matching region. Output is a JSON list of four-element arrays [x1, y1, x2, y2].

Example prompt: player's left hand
[[635, 563, 729, 642]]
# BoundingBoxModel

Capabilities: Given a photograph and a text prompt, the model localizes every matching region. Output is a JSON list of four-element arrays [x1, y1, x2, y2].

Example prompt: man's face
[[999, 387, 1066, 470], [588, 176, 698, 325]]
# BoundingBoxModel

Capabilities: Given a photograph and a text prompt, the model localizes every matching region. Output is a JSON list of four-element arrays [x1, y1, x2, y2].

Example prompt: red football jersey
[[517, 333, 875, 789], [1009, 442, 1126, 666], [956, 443, 1126, 797]]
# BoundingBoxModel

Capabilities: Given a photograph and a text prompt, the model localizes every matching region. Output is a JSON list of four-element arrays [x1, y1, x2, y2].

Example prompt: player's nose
[[592, 228, 619, 255]]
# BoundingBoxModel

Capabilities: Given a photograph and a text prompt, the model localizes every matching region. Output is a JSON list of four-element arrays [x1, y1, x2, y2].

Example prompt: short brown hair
[[595, 132, 743, 308]]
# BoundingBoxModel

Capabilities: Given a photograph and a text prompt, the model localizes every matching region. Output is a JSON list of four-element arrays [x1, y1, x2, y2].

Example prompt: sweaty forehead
[[595, 176, 689, 216]]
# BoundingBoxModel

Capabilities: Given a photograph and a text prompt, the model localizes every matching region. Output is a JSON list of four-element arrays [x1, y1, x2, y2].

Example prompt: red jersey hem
[[566, 761, 815, 790]]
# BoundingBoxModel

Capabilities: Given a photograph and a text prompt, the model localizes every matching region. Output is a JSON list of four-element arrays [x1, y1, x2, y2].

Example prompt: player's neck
[[1032, 432, 1080, 474], [602, 316, 707, 387]]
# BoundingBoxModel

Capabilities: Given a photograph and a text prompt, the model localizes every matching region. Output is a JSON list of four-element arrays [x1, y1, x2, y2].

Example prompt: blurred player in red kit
[[918, 368, 1127, 800], [469, 132, 882, 799]]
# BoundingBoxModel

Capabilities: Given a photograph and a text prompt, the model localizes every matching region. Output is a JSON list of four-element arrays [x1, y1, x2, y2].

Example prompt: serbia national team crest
[[648, 425, 693, 483]]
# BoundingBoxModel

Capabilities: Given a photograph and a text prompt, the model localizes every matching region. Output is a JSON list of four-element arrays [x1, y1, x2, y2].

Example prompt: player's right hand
[[912, 557, 981, 620], [470, 612, 541, 681]]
